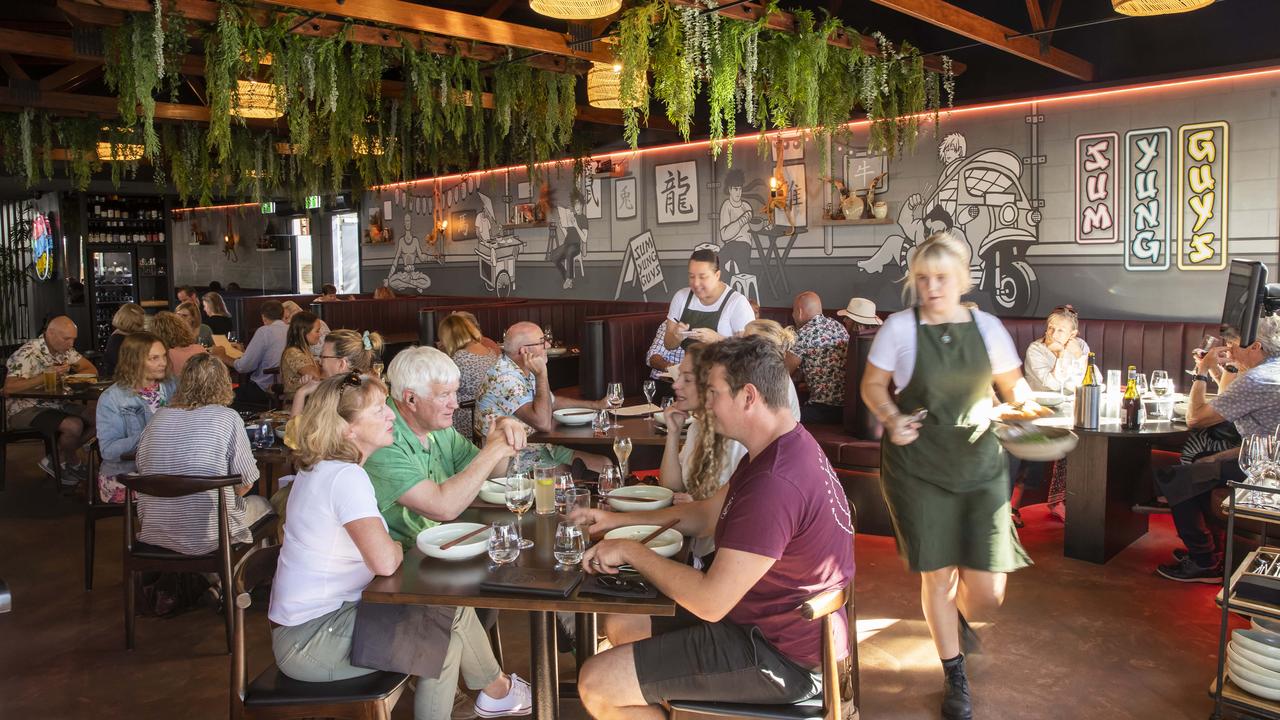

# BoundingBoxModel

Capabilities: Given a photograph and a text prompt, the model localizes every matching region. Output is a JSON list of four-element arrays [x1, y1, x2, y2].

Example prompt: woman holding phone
[[663, 248, 755, 350], [860, 232, 1044, 720]]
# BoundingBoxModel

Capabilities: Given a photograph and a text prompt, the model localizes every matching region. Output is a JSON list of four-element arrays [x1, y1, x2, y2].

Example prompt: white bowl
[[546, 347, 568, 357], [1232, 638, 1280, 673], [416, 522, 491, 561], [477, 479, 510, 506], [1234, 629, 1280, 662], [604, 525, 683, 558], [553, 408, 595, 426], [1231, 644, 1280, 679], [1230, 662, 1280, 700], [1031, 391, 1065, 408], [1253, 617, 1280, 636], [1173, 401, 1188, 418], [653, 411, 692, 427], [607, 485, 675, 512], [994, 424, 1079, 462]]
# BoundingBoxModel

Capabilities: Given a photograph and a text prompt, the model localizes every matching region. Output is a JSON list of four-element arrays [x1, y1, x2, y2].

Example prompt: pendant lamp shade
[[96, 142, 144, 161], [231, 80, 283, 119], [1112, 0, 1213, 16], [587, 62, 624, 109], [530, 0, 621, 20]]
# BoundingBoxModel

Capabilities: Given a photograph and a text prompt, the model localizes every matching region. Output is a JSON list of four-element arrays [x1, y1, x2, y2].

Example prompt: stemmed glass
[[642, 379, 657, 408], [613, 435, 633, 481], [598, 465, 621, 504], [487, 521, 521, 567], [504, 474, 535, 549], [554, 473, 575, 515], [606, 382, 624, 430]]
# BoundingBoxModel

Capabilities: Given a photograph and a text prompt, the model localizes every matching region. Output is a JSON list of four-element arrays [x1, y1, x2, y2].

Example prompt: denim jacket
[[95, 380, 176, 478]]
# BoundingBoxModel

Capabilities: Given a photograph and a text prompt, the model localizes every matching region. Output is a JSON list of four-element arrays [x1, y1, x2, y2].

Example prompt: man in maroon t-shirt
[[574, 336, 856, 717]]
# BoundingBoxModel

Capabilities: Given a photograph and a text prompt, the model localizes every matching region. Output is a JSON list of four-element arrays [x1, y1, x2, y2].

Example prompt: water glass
[[554, 473, 575, 515], [598, 465, 621, 502], [642, 379, 656, 407], [565, 488, 593, 522], [258, 421, 275, 449], [554, 522, 587, 568], [487, 522, 521, 566]]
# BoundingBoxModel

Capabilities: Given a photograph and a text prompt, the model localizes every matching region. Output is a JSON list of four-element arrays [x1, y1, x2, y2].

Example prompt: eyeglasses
[[319, 354, 343, 360], [520, 336, 550, 349]]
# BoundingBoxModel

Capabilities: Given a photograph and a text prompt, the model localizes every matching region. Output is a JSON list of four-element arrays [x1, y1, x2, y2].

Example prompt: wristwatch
[[1191, 373, 1212, 384]]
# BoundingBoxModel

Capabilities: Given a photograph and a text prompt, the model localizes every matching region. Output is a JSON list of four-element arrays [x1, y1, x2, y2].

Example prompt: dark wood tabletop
[[363, 505, 677, 616], [4, 380, 110, 401], [528, 415, 679, 448]]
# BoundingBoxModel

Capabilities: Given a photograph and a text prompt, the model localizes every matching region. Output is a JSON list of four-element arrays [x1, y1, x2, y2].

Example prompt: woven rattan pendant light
[[230, 80, 283, 119], [1112, 0, 1213, 16], [529, 0, 621, 20], [587, 62, 624, 108]]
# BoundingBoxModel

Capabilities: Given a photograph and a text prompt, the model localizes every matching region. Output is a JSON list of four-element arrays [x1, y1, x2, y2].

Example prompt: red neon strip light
[[172, 201, 259, 213]]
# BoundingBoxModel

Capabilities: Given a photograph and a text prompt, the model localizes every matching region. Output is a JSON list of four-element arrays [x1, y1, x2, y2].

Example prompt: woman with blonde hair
[[290, 329, 384, 416], [176, 300, 214, 347], [438, 312, 498, 438], [201, 291, 234, 336], [150, 310, 207, 377], [269, 372, 531, 720], [861, 231, 1043, 719], [102, 302, 146, 376], [94, 332, 173, 503], [135, 354, 272, 555]]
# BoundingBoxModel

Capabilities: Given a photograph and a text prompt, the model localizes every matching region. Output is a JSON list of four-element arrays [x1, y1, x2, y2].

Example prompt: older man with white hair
[[474, 321, 610, 472], [363, 346, 528, 547]]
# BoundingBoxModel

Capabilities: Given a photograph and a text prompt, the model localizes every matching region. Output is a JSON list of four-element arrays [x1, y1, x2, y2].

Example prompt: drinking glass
[[554, 473, 576, 515], [642, 380, 657, 407], [543, 325, 555, 348], [566, 488, 593, 522], [504, 474, 535, 549], [487, 521, 521, 566], [258, 421, 275, 449], [598, 465, 621, 503], [227, 330, 239, 345], [1192, 335, 1220, 361], [613, 435, 633, 481], [1134, 372, 1149, 397], [606, 382, 624, 429], [553, 521, 587, 568], [533, 462, 557, 516]]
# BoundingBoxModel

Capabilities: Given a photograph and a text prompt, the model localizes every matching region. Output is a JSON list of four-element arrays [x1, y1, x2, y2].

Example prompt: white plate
[[553, 408, 595, 426], [478, 479, 511, 506], [1230, 662, 1280, 700], [1031, 392, 1065, 408], [604, 525, 683, 558], [1232, 639, 1280, 673], [994, 425, 1078, 462], [546, 347, 568, 357], [607, 485, 674, 512], [1235, 629, 1280, 663], [653, 411, 693, 427], [1254, 617, 1280, 636], [1231, 644, 1280, 680], [416, 522, 491, 561]]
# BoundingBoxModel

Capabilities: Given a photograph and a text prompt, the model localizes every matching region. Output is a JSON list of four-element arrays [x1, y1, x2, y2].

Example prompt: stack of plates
[[1228, 627, 1280, 700]]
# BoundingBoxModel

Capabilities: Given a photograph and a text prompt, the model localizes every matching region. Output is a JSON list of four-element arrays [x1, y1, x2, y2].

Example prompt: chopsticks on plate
[[439, 526, 489, 551], [639, 519, 678, 546], [558, 409, 596, 417]]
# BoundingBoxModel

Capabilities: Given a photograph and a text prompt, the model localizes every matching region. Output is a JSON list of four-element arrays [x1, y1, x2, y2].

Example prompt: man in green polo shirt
[[365, 346, 528, 546]]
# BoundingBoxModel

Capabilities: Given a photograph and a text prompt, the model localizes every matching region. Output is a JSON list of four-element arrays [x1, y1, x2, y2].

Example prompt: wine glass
[[487, 521, 521, 567], [606, 382, 624, 429], [1151, 370, 1171, 396], [554, 473, 575, 515], [613, 435, 633, 481], [504, 474, 535, 549], [543, 325, 555, 348], [598, 465, 621, 504], [554, 521, 587, 568], [642, 379, 657, 408]]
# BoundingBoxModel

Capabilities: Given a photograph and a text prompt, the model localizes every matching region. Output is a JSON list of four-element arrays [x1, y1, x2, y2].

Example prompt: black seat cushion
[[130, 541, 218, 561], [668, 698, 825, 720], [244, 664, 410, 707]]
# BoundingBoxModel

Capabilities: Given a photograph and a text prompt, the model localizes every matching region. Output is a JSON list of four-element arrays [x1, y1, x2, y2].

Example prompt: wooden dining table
[[363, 505, 678, 720], [4, 378, 110, 402], [528, 415, 678, 449]]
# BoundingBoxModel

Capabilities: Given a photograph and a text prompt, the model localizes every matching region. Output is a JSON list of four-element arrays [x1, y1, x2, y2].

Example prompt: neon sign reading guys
[[1177, 121, 1229, 271], [1075, 132, 1118, 244], [1123, 128, 1172, 272]]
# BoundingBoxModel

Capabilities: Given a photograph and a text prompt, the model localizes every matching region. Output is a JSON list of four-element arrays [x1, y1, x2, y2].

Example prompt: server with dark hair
[[663, 249, 755, 351]]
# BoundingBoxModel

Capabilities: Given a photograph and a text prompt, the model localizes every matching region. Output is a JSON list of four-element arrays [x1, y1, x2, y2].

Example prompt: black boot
[[941, 654, 973, 720], [958, 612, 982, 655]]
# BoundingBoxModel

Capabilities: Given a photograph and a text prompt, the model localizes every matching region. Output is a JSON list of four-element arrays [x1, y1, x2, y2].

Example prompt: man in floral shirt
[[790, 292, 848, 424], [4, 316, 98, 483], [644, 320, 683, 403], [474, 321, 610, 472]]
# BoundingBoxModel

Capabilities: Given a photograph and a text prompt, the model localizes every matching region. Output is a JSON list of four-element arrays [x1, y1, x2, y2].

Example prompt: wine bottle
[[1121, 365, 1141, 430]]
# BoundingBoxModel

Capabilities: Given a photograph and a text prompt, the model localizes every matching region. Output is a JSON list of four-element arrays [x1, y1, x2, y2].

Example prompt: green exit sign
[[260, 201, 276, 214], [305, 195, 321, 210]]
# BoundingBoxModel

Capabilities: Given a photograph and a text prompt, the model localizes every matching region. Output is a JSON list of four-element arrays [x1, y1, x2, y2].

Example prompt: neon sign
[[1177, 121, 1229, 271], [33, 213, 53, 281], [1075, 132, 1118, 244], [1123, 128, 1172, 272]]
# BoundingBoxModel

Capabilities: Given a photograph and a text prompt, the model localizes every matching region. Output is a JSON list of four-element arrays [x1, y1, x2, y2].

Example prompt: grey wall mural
[[359, 70, 1280, 323]]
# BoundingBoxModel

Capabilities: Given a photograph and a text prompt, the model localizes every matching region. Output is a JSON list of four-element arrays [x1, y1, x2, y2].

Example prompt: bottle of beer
[[1121, 365, 1141, 430]]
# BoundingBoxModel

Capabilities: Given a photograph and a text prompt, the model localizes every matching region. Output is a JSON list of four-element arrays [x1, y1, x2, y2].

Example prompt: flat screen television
[[1222, 259, 1267, 347]]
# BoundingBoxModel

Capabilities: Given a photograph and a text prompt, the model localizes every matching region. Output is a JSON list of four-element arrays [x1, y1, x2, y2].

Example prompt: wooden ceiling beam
[[252, 0, 614, 64], [484, 0, 515, 19], [1025, 0, 1045, 30], [38, 60, 101, 91], [666, 0, 964, 75], [0, 54, 31, 82], [866, 0, 1094, 80]]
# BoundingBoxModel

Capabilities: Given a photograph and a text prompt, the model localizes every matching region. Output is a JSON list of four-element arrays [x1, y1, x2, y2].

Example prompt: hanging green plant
[[104, 9, 162, 156], [617, 1, 656, 149], [650, 3, 696, 141]]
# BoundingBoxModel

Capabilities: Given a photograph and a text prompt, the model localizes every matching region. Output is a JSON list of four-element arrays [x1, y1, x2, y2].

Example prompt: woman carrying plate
[[860, 232, 1045, 720], [269, 372, 531, 719]]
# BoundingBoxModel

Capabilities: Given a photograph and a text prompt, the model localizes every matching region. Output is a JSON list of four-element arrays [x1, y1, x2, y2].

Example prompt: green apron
[[678, 285, 738, 350], [880, 307, 1031, 573]]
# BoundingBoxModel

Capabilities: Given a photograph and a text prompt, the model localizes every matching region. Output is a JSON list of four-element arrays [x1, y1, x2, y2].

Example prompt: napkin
[[578, 574, 658, 599], [613, 403, 661, 417]]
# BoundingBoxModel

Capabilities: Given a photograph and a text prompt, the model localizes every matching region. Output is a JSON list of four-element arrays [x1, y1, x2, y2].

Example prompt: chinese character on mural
[[655, 160, 698, 224]]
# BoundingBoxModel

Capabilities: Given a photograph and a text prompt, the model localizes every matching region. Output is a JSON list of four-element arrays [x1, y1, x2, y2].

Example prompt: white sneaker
[[474, 674, 532, 718], [37, 455, 56, 479]]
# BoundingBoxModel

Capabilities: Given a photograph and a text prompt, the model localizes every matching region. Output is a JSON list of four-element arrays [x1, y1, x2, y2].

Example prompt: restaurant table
[[363, 506, 677, 720], [528, 415, 672, 449], [1036, 412, 1188, 564], [3, 379, 110, 402]]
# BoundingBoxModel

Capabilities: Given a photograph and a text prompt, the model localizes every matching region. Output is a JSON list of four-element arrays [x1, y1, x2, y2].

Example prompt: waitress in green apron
[[664, 248, 756, 351], [861, 232, 1043, 720]]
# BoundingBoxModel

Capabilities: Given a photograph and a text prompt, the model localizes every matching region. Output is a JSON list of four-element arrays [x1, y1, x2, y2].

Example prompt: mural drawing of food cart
[[476, 233, 525, 297]]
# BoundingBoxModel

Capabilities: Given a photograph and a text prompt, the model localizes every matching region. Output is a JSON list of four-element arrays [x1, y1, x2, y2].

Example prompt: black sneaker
[[1156, 556, 1222, 584], [1173, 548, 1188, 562]]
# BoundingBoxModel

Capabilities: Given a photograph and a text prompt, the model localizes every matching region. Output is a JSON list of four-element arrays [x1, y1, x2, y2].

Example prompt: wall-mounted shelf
[[504, 222, 547, 230], [823, 216, 893, 225]]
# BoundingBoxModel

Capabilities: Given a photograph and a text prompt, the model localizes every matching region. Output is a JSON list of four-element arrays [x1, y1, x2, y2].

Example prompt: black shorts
[[632, 606, 821, 706], [8, 406, 79, 438]]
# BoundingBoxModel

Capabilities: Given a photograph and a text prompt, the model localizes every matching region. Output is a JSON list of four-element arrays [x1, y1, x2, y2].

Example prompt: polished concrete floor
[[0, 441, 1233, 719]]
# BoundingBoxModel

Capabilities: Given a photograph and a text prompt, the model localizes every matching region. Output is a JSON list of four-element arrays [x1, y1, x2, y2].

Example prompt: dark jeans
[[800, 402, 843, 425], [549, 239, 581, 280], [1163, 458, 1245, 566]]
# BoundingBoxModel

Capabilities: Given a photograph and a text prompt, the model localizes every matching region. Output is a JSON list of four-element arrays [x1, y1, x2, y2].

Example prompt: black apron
[[678, 285, 738, 349]]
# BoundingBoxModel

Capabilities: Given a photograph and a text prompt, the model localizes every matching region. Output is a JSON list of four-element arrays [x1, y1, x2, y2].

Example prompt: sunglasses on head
[[338, 371, 364, 396]]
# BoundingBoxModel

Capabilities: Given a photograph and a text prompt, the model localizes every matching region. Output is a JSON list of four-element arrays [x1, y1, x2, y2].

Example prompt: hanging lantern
[[587, 61, 631, 109], [1111, 0, 1212, 16], [353, 136, 385, 156], [529, 0, 620, 20], [230, 80, 283, 119], [96, 142, 144, 161]]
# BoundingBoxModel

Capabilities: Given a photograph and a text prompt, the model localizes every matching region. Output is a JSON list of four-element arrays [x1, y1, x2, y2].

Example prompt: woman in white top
[[1023, 305, 1089, 393], [664, 249, 756, 351], [861, 231, 1045, 720], [268, 372, 531, 720]]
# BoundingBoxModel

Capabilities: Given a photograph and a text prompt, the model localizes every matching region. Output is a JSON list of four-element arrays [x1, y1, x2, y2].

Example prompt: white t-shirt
[[269, 460, 387, 627], [667, 286, 756, 339], [867, 308, 1021, 389]]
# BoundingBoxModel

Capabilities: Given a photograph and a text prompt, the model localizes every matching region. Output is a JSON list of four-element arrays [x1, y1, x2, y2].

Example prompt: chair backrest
[[232, 543, 282, 711], [799, 505, 858, 720], [119, 474, 243, 555]]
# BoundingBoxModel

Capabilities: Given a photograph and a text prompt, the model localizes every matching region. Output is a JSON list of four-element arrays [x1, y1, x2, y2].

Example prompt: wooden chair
[[119, 473, 275, 653], [669, 522, 860, 720], [84, 439, 124, 591], [264, 367, 283, 411], [231, 544, 410, 720], [0, 364, 63, 492], [458, 398, 477, 442]]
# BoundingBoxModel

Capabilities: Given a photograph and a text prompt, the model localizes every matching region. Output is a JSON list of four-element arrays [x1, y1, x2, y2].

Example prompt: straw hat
[[836, 297, 882, 325]]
